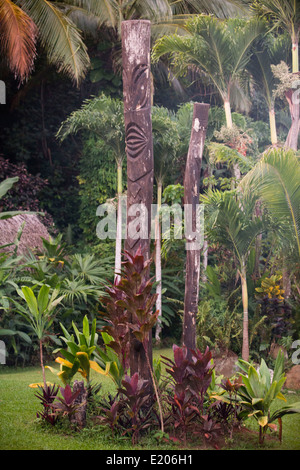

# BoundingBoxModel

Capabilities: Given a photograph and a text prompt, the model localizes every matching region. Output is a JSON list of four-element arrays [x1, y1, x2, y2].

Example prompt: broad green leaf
[[37, 284, 50, 313], [248, 366, 265, 398], [90, 360, 110, 376], [59, 322, 72, 340], [271, 402, 300, 421], [76, 351, 90, 378], [21, 286, 39, 318], [0, 177, 19, 199], [66, 340, 80, 355], [252, 397, 264, 406], [79, 333, 88, 347], [273, 350, 285, 383], [82, 315, 89, 340], [55, 356, 74, 369], [276, 392, 287, 402], [59, 349, 76, 363], [259, 358, 271, 388], [258, 415, 268, 427], [72, 321, 81, 343], [90, 318, 97, 347]]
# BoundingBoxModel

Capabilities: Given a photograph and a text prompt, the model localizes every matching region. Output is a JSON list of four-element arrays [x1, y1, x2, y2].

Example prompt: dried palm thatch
[[0, 213, 50, 255]]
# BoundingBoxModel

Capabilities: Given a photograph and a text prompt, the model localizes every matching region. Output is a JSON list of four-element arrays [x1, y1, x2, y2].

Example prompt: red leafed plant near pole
[[162, 344, 216, 444], [99, 248, 164, 435]]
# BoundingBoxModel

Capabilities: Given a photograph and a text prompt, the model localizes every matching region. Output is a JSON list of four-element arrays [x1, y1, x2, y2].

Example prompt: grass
[[0, 347, 299, 451]]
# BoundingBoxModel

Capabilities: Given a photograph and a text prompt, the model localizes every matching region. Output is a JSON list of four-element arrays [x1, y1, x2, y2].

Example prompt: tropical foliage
[[0, 0, 300, 451]]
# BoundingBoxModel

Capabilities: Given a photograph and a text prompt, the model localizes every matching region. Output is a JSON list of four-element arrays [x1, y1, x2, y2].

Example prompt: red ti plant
[[162, 345, 214, 443], [118, 373, 154, 445], [35, 383, 60, 426], [99, 249, 159, 376], [99, 277, 131, 376], [51, 384, 81, 420], [99, 249, 163, 430]]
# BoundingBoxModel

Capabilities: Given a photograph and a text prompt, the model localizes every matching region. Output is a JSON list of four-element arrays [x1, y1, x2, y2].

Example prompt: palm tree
[[57, 94, 125, 281], [251, 0, 300, 73], [241, 148, 300, 298], [65, 0, 246, 37], [0, 0, 90, 84], [152, 15, 265, 130], [241, 148, 300, 261], [201, 188, 267, 361], [251, 1, 300, 150], [247, 33, 290, 146]]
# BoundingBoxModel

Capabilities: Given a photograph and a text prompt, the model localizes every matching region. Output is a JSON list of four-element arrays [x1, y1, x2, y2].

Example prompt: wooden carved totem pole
[[121, 20, 154, 380], [183, 103, 209, 356]]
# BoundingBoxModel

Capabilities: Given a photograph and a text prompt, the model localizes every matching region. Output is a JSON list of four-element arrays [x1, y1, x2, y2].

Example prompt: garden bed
[[1, 352, 299, 452]]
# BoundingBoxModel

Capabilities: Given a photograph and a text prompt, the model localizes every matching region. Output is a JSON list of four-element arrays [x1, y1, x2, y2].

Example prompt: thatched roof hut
[[0, 214, 50, 255]]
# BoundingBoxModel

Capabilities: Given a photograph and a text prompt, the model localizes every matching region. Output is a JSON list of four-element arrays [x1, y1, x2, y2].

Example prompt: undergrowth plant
[[161, 344, 215, 445]]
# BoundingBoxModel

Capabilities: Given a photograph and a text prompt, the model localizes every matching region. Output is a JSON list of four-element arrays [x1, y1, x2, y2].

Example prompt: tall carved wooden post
[[122, 20, 154, 381], [183, 103, 209, 355]]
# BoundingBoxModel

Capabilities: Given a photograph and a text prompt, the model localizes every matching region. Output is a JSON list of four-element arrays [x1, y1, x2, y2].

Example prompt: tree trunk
[[155, 181, 163, 345], [183, 103, 209, 355], [269, 107, 278, 146], [122, 20, 154, 382], [285, 87, 300, 151], [292, 39, 299, 74], [115, 162, 123, 283], [70, 380, 87, 429], [240, 264, 249, 362], [224, 97, 241, 182], [39, 339, 46, 388], [224, 99, 233, 128]]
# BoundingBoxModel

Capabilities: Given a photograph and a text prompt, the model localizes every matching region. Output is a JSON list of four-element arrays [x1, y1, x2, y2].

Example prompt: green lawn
[[0, 348, 299, 451]]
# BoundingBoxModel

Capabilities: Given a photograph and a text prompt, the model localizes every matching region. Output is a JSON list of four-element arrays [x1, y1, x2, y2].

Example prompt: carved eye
[[126, 122, 148, 159]]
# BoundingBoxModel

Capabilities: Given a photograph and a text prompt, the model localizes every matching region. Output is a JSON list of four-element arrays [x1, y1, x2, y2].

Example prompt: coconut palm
[[64, 0, 246, 37], [152, 15, 265, 129], [0, 0, 91, 84], [57, 94, 125, 282], [201, 188, 268, 361]]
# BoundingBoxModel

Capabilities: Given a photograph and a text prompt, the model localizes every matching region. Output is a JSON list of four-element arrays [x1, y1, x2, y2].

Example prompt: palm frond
[[68, 253, 111, 285], [202, 189, 266, 265], [57, 94, 125, 160], [22, 0, 90, 86], [152, 15, 264, 104], [241, 148, 300, 258], [0, 0, 37, 81], [251, 0, 300, 39], [247, 32, 290, 108]]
